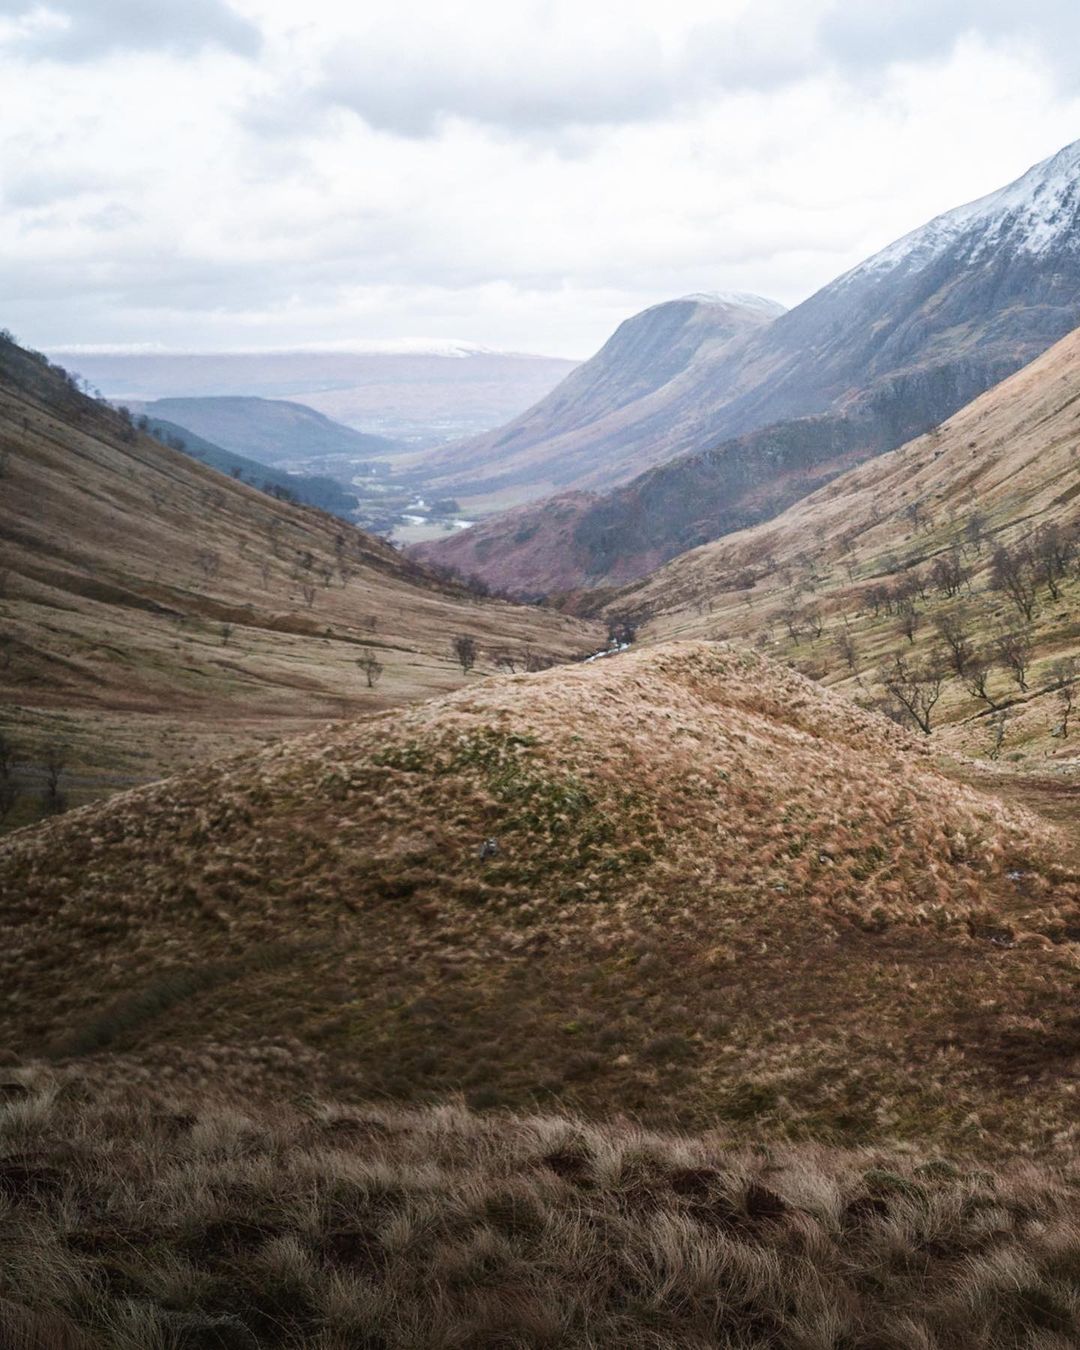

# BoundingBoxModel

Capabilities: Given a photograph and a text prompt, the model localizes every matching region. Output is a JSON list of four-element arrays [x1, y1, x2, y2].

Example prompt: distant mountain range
[[141, 415, 363, 519], [418, 138, 1080, 592], [47, 347, 579, 446], [133, 396, 402, 468]]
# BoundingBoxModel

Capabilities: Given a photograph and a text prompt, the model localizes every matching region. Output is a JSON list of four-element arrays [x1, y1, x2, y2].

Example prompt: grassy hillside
[[3, 643, 1078, 1155], [2, 1073, 1078, 1349], [603, 326, 1080, 766], [0, 333, 601, 827]]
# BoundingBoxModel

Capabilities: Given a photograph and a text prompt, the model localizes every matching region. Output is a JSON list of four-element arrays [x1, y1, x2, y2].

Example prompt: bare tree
[[779, 605, 803, 643], [802, 604, 824, 641], [41, 744, 68, 816], [452, 634, 477, 674], [1030, 524, 1074, 601], [962, 652, 1003, 711], [880, 653, 944, 735], [990, 543, 1037, 621], [220, 622, 234, 647], [934, 610, 975, 679], [194, 549, 221, 582], [963, 510, 987, 556], [930, 547, 969, 599], [988, 711, 1008, 760], [1050, 656, 1077, 737], [993, 626, 1034, 692], [895, 597, 920, 645], [300, 580, 318, 609], [0, 732, 16, 825], [357, 649, 384, 688], [492, 651, 517, 674], [833, 627, 859, 674]]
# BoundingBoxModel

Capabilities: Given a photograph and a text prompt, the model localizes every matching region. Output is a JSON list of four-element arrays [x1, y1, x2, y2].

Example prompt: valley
[[3, 81, 1080, 1349]]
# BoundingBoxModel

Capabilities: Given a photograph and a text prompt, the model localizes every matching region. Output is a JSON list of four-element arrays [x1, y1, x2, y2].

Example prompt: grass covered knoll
[[1, 1069, 1078, 1349], [2, 642, 1078, 1152]]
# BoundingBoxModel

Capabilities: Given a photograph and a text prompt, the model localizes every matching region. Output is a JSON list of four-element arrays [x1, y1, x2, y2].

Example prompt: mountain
[[0, 331, 600, 827], [419, 293, 786, 507], [133, 395, 402, 467], [50, 347, 580, 446], [599, 324, 1080, 762], [3, 641, 1079, 1154], [420, 139, 1080, 589], [142, 415, 362, 518]]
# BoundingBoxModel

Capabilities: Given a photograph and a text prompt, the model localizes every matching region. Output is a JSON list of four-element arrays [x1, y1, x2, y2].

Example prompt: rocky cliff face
[[419, 140, 1080, 593]]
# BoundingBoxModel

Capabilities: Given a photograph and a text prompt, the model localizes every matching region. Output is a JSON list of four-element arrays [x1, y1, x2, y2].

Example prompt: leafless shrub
[[452, 634, 477, 674], [357, 649, 384, 688], [990, 542, 1037, 621], [993, 626, 1034, 692], [194, 549, 221, 583]]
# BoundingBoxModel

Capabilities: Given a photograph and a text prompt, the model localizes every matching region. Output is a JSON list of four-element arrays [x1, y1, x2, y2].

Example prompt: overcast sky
[[2, 0, 1079, 359]]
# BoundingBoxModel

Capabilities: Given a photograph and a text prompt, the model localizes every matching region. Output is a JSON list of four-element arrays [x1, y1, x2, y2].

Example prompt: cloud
[[0, 1, 1078, 357], [0, 0, 260, 60]]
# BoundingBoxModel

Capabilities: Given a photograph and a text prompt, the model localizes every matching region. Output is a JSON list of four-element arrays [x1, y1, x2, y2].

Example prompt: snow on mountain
[[846, 139, 1080, 282]]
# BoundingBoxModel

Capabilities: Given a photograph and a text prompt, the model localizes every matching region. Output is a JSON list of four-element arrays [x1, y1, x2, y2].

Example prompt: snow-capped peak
[[844, 138, 1080, 284], [677, 291, 787, 316]]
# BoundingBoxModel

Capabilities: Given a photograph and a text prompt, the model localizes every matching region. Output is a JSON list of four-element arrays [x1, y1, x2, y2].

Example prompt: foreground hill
[[421, 139, 1080, 591], [0, 332, 599, 822], [2, 1074, 1078, 1349], [134, 395, 402, 467], [421, 293, 785, 509], [602, 327, 1080, 762], [3, 643, 1078, 1153]]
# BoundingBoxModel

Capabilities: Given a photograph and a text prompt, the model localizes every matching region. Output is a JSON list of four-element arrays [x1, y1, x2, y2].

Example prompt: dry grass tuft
[[0, 1071, 1078, 1348]]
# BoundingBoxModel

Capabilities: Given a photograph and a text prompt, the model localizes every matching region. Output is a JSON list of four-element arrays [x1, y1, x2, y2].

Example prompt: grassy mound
[[2, 643, 1079, 1149], [1, 1070, 1078, 1349]]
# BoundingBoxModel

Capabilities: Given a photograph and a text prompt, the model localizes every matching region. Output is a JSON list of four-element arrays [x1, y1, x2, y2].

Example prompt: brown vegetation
[[2, 643, 1078, 1154], [1, 1070, 1078, 1348]]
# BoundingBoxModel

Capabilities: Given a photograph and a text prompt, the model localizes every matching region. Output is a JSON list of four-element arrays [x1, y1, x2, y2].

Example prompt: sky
[[2, 0, 1080, 359]]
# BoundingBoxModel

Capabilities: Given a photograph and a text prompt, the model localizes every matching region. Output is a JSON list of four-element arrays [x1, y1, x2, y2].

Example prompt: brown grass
[[2, 642, 1078, 1153], [0, 1067, 1078, 1348]]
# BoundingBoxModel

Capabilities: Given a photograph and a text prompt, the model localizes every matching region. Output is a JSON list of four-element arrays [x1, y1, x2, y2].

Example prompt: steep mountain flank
[[0, 333, 599, 822], [601, 327, 1080, 761], [3, 643, 1078, 1153], [421, 139, 1080, 590], [420, 293, 785, 506]]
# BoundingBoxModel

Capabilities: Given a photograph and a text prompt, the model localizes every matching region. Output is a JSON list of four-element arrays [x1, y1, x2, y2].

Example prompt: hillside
[[0, 332, 600, 826], [3, 642, 1078, 1155], [135, 395, 402, 468], [420, 293, 785, 509], [421, 138, 1080, 590], [52, 347, 580, 446], [143, 415, 362, 518], [602, 326, 1080, 764]]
